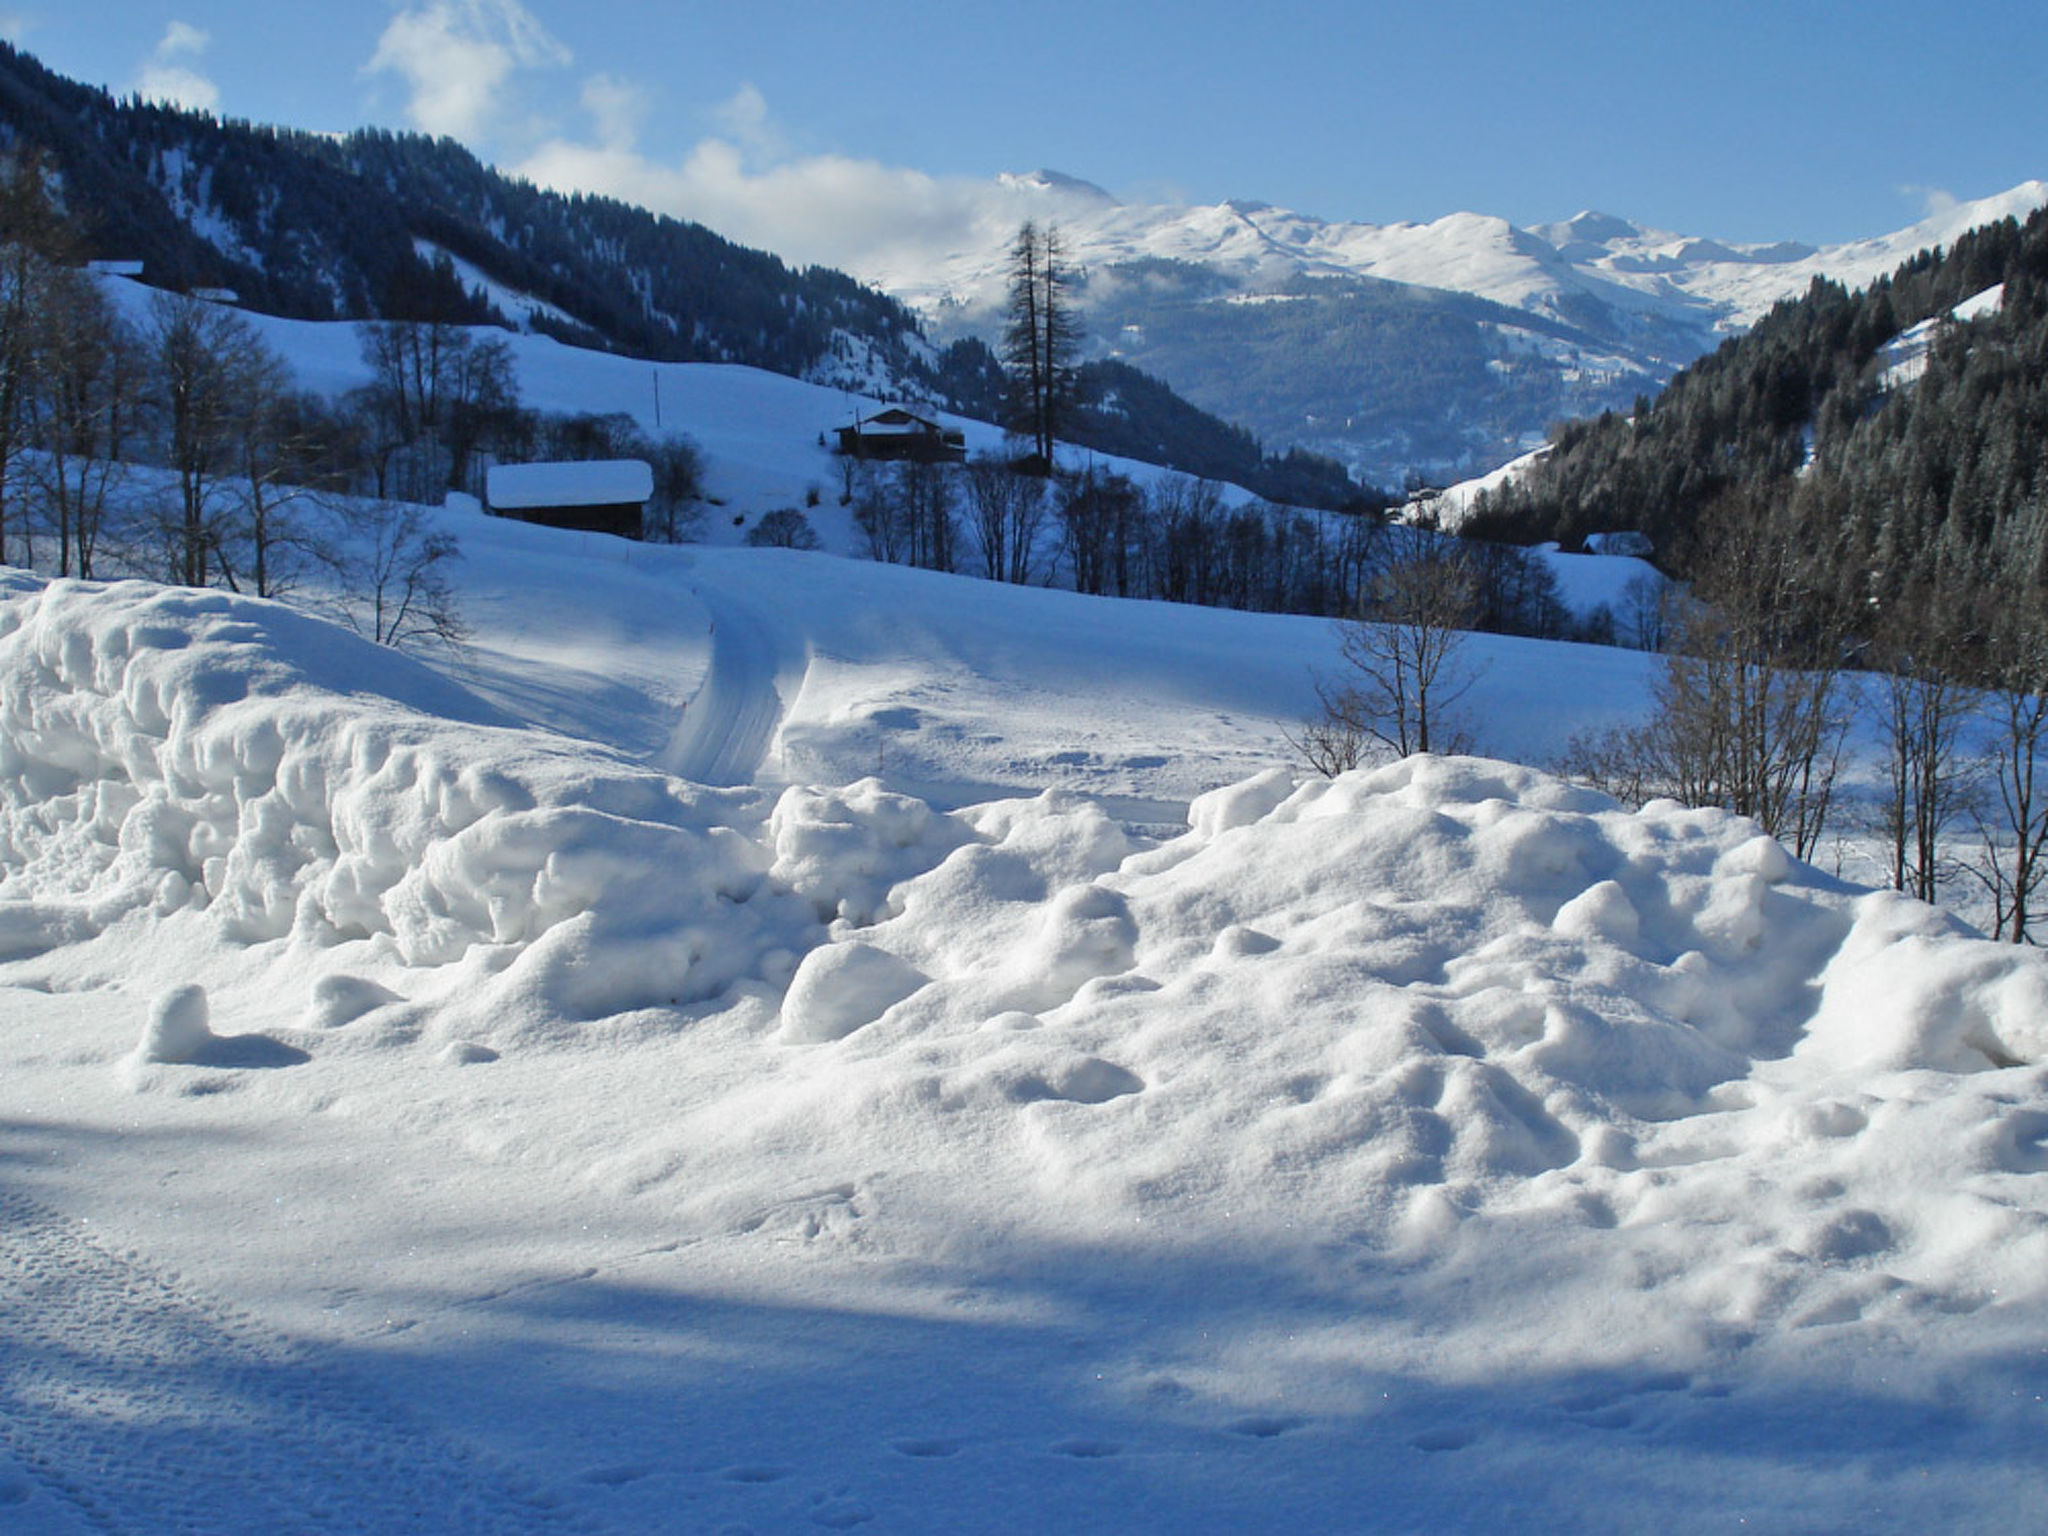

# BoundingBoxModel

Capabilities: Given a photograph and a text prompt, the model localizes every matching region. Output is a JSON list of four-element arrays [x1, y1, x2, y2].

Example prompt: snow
[[1879, 283, 2006, 390], [1532, 544, 1665, 626], [3, 312, 2047, 1531], [1408, 444, 1549, 530], [414, 237, 584, 336], [486, 458, 654, 510], [882, 173, 2048, 342]]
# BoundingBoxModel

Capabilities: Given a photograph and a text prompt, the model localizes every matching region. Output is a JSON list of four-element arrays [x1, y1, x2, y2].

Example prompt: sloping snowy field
[[4, 508, 2047, 1532]]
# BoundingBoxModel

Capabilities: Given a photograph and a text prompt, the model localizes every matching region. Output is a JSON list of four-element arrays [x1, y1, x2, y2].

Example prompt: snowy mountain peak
[[874, 172, 2048, 486], [1554, 210, 1644, 244], [996, 168, 1121, 208]]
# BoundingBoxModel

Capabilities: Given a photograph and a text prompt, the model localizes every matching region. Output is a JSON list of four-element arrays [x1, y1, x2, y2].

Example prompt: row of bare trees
[[0, 155, 469, 645], [0, 151, 713, 648], [854, 455, 1499, 627], [1552, 487, 2048, 943], [1300, 479, 2048, 943]]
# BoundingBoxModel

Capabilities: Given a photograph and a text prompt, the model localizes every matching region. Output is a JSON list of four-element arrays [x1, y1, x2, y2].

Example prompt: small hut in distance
[[486, 460, 653, 540], [835, 407, 967, 464]]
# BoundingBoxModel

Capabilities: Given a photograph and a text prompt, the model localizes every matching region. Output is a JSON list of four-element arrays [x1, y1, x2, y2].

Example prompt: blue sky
[[8, 0, 2044, 269]]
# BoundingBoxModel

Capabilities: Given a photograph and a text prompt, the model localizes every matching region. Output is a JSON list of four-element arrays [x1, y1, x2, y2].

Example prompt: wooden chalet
[[486, 459, 654, 540], [835, 407, 967, 464]]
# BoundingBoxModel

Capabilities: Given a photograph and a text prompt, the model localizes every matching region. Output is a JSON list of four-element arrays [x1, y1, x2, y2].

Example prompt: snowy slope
[[91, 273, 1265, 550], [1879, 283, 2008, 389], [4, 482, 2048, 1530]]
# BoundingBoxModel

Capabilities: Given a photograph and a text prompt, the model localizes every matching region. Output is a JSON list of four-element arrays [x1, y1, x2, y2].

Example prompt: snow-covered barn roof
[[487, 459, 654, 510], [852, 407, 947, 433]]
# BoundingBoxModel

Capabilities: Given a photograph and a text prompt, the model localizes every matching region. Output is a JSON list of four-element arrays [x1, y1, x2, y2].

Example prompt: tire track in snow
[[659, 587, 808, 787], [0, 1192, 560, 1533]]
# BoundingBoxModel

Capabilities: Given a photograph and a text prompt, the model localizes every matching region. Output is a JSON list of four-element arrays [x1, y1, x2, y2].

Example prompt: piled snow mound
[[737, 754, 2048, 1310], [8, 571, 2048, 1418], [0, 575, 814, 1030]]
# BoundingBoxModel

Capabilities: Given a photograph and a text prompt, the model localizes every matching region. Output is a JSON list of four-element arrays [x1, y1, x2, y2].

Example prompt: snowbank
[[0, 574, 813, 1036], [6, 566, 2048, 1527]]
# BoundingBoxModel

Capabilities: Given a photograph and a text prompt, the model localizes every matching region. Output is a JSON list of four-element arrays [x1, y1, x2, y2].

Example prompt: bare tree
[[339, 500, 465, 649], [1305, 538, 1481, 763], [23, 269, 142, 578], [964, 454, 1046, 583], [353, 319, 523, 502], [1056, 464, 1140, 596], [1973, 609, 2048, 943], [440, 334, 520, 497], [744, 507, 822, 550], [1650, 600, 1847, 859], [231, 383, 337, 598], [853, 459, 956, 571], [643, 433, 704, 543], [1618, 571, 1672, 651], [148, 291, 273, 586], [1557, 489, 1848, 859], [0, 151, 79, 567], [1287, 711, 1371, 778], [1149, 475, 1226, 605], [1869, 589, 1982, 903]]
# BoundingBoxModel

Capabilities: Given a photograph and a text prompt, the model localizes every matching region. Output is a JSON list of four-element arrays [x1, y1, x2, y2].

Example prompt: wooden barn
[[835, 407, 967, 464], [486, 460, 654, 540]]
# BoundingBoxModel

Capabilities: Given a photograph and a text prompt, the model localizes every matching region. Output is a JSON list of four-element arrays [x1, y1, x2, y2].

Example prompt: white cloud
[[513, 84, 1094, 290], [708, 83, 783, 160], [1899, 183, 1959, 221], [579, 73, 645, 151], [366, 0, 571, 141], [135, 21, 221, 114]]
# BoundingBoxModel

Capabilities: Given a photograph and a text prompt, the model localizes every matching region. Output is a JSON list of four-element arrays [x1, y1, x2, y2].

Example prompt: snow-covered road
[[658, 584, 808, 787], [0, 1185, 554, 1533]]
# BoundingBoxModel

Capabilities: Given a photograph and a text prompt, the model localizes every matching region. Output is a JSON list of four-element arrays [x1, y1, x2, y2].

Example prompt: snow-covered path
[[659, 582, 808, 787], [0, 1183, 554, 1533]]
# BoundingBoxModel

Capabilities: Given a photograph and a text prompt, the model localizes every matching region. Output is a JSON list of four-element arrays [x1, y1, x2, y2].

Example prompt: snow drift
[[6, 565, 2048, 1529]]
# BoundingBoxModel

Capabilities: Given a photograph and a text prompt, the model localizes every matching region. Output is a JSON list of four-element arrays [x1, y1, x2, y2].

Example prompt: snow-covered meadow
[[2, 304, 2046, 1531]]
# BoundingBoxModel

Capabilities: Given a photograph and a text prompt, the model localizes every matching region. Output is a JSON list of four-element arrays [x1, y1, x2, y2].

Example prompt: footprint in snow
[[582, 1464, 653, 1486], [809, 1491, 875, 1528], [1226, 1414, 1306, 1439], [1409, 1426, 1478, 1453], [1557, 1372, 1693, 1429]]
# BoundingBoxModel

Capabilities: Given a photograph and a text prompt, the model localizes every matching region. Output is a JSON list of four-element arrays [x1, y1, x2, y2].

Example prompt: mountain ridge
[[876, 172, 2048, 487]]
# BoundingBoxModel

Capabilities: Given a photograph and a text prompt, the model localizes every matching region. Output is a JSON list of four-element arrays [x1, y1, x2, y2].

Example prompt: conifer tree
[[1001, 221, 1078, 470]]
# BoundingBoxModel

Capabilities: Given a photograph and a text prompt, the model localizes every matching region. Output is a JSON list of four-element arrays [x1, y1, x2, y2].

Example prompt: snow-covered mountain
[[870, 174, 2048, 488]]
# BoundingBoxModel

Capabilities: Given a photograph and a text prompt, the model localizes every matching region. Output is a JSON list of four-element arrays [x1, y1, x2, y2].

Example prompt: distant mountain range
[[873, 172, 2048, 488], [0, 45, 1360, 509]]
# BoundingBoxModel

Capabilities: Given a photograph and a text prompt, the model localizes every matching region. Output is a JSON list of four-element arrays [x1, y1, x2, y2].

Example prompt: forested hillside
[[1458, 205, 2048, 936], [1466, 203, 2048, 616], [0, 42, 932, 381]]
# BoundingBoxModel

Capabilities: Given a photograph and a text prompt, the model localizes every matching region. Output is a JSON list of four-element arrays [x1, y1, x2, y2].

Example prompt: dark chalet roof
[[836, 407, 967, 463]]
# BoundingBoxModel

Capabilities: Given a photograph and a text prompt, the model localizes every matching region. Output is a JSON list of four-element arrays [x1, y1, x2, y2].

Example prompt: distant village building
[[486, 459, 653, 540], [187, 287, 240, 305], [1584, 531, 1655, 559], [87, 259, 145, 278], [835, 407, 967, 464]]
